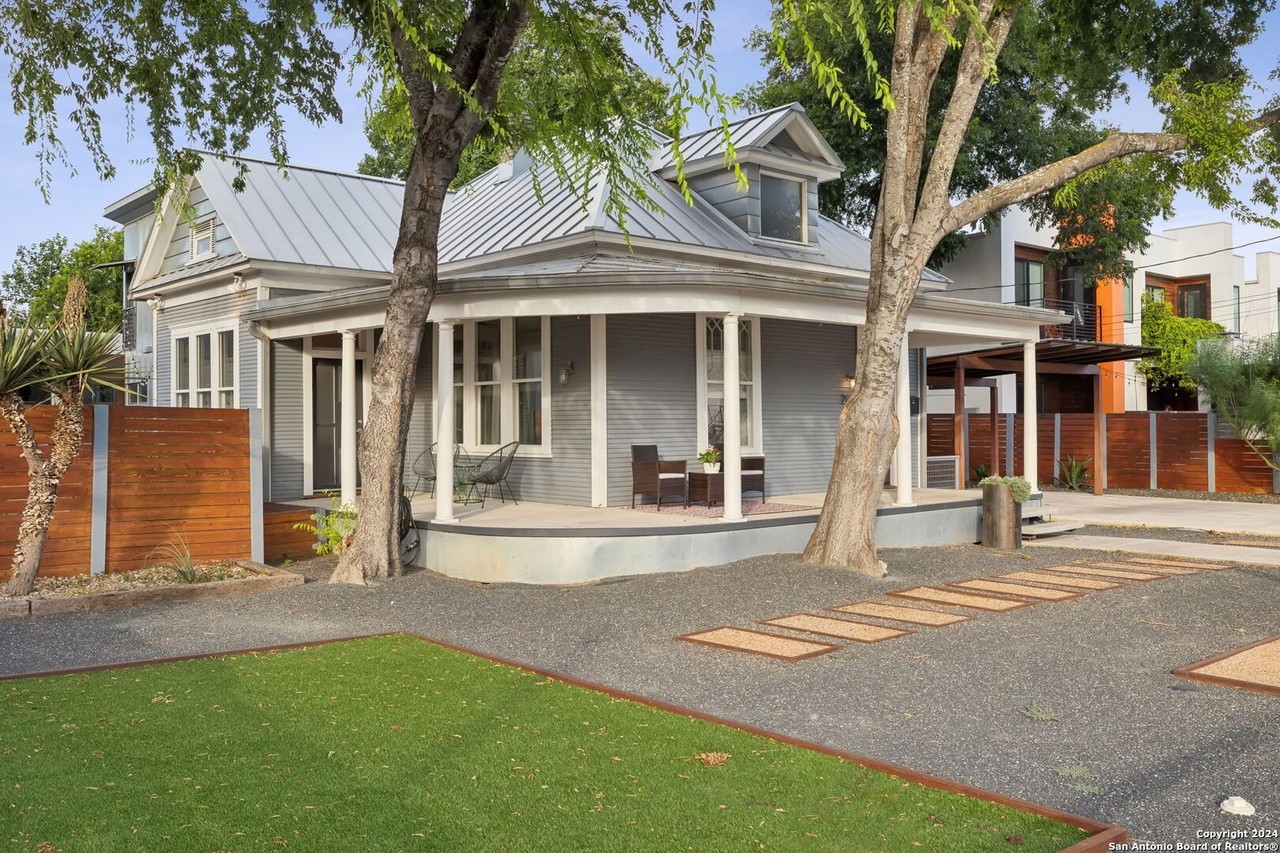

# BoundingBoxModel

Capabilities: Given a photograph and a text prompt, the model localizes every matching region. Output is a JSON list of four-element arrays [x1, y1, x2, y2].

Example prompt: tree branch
[[939, 106, 1280, 240], [916, 5, 1013, 237]]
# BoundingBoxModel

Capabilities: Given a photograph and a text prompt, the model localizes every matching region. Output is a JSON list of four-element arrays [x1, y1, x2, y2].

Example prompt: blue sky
[[1, 0, 1277, 277]]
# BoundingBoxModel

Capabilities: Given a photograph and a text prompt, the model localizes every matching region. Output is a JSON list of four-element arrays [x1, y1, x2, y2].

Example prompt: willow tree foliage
[[2, 0, 729, 585], [1188, 335, 1280, 471], [356, 11, 674, 183], [767, 0, 1279, 574]]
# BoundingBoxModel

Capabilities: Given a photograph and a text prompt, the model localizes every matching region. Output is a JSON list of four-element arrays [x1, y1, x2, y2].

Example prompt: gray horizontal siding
[[689, 163, 758, 234], [760, 318, 855, 496], [160, 181, 236, 274], [153, 290, 257, 407], [403, 339, 435, 492], [506, 316, 591, 505], [270, 339, 304, 500], [607, 314, 697, 506]]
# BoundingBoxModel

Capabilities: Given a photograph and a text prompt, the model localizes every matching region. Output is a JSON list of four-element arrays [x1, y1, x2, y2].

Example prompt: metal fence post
[[89, 405, 110, 576], [1100, 413, 1109, 490], [249, 408, 264, 563], [1149, 412, 1158, 490], [1005, 412, 1015, 477], [1053, 413, 1061, 485], [1206, 412, 1216, 494]]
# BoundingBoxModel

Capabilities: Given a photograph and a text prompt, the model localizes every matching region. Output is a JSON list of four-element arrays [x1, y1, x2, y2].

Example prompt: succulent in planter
[[978, 475, 1032, 504]]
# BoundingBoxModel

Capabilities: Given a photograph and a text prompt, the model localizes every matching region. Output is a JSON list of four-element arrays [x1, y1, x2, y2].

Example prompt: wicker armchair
[[630, 445, 687, 510]]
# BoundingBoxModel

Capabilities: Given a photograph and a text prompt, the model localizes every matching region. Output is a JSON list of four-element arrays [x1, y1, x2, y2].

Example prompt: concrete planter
[[2, 561, 303, 620], [980, 483, 1022, 550]]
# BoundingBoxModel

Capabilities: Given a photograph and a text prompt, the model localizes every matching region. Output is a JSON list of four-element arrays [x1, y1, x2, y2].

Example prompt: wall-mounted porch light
[[559, 361, 575, 384]]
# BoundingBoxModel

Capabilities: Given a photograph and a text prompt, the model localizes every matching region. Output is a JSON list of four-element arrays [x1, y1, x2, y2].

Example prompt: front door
[[313, 358, 363, 492]]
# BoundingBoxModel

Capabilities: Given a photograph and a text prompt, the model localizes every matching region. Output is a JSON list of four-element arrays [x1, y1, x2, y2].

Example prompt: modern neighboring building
[[929, 206, 1280, 415]]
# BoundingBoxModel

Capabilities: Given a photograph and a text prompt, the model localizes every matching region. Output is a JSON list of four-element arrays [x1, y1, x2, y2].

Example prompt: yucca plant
[[1, 279, 125, 597]]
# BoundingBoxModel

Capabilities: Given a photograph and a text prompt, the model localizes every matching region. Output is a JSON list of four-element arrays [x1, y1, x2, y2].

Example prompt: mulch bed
[[29, 563, 254, 598]]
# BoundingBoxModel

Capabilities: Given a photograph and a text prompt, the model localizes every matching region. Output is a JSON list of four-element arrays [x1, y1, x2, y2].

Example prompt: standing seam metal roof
[[173, 105, 936, 285]]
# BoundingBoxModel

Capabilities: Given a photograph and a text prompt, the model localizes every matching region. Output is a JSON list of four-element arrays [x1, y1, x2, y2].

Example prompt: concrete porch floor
[[281, 487, 981, 530]]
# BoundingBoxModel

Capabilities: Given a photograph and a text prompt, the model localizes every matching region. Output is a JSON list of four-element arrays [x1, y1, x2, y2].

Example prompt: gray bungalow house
[[105, 103, 1060, 580]]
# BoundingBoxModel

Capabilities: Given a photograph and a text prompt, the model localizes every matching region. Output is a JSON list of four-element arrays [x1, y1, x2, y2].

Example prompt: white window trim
[[188, 218, 217, 263], [434, 317, 552, 458], [695, 314, 764, 455], [170, 321, 238, 409], [757, 169, 808, 245]]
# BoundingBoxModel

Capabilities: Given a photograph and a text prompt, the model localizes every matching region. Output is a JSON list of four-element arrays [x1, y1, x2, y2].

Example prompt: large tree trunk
[[330, 1, 529, 585], [1, 395, 84, 597], [802, 250, 925, 575]]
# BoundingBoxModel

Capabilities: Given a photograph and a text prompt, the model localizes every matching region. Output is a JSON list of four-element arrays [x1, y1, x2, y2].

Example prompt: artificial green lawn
[[2, 635, 1090, 851]]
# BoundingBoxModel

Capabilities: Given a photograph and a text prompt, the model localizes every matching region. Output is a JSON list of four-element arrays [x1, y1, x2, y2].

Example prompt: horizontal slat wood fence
[[1, 405, 261, 580], [927, 411, 1276, 494]]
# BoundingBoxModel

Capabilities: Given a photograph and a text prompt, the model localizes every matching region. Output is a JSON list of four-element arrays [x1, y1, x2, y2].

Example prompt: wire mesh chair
[[461, 442, 520, 507], [410, 444, 438, 497]]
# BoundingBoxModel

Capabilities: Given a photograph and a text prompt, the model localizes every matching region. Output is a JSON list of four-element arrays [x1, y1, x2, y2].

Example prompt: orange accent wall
[[1094, 275, 1127, 413]]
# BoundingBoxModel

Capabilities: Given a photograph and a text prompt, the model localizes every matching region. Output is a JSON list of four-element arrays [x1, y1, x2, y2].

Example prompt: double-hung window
[[759, 174, 806, 243], [697, 315, 762, 452], [445, 317, 550, 450], [172, 326, 236, 408]]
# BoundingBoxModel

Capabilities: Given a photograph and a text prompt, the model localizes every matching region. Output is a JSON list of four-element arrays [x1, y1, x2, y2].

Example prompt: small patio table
[[687, 471, 724, 508]]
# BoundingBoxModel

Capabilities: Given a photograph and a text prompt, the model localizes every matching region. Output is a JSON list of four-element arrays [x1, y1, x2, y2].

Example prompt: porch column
[[894, 344, 914, 506], [722, 313, 743, 521], [1022, 339, 1038, 491], [435, 321, 458, 523], [340, 329, 358, 506]]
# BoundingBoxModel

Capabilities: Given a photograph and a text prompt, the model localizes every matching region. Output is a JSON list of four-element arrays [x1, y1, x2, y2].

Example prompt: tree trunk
[[329, 2, 529, 586], [329, 162, 446, 585], [802, 255, 923, 575], [1, 395, 83, 597]]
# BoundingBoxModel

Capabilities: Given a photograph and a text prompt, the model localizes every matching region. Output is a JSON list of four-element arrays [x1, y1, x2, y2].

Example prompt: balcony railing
[[1015, 297, 1099, 342]]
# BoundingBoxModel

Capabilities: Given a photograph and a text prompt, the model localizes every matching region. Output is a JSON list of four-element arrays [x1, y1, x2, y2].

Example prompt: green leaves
[[1139, 294, 1227, 390], [0, 317, 57, 399], [1187, 334, 1280, 469], [0, 0, 343, 200]]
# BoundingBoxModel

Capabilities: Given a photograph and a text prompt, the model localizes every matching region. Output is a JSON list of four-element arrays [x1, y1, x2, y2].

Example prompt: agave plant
[[1, 279, 125, 597]]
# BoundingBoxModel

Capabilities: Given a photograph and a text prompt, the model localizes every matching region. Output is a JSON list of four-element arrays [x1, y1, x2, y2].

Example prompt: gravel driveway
[[2, 540, 1276, 843]]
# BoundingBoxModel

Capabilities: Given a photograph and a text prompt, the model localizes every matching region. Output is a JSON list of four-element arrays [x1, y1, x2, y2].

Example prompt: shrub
[[293, 491, 358, 555], [978, 475, 1031, 504], [1056, 455, 1091, 491]]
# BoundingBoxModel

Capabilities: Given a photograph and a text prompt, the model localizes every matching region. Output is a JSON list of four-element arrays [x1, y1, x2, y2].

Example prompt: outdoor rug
[[634, 502, 814, 519], [1173, 635, 1280, 697]]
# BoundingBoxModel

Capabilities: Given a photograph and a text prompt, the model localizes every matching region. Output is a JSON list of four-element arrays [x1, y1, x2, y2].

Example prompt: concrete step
[[1022, 504, 1052, 522], [1021, 520, 1085, 539]]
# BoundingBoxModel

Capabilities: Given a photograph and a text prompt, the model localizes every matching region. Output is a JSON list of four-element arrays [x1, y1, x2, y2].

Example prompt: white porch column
[[722, 313, 743, 521], [1023, 339, 1038, 491], [894, 344, 915, 506], [340, 329, 358, 506], [435, 321, 458, 523], [590, 315, 608, 507]]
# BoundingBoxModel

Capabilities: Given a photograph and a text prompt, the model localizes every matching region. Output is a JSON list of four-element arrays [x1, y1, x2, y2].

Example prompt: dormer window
[[189, 218, 216, 262], [760, 174, 806, 243]]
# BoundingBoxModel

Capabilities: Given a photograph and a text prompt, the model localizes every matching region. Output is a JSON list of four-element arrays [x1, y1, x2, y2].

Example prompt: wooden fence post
[[1149, 412, 1157, 490], [90, 405, 109, 576]]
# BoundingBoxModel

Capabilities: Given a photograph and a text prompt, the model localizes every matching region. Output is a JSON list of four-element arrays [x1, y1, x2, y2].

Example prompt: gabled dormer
[[654, 103, 844, 247]]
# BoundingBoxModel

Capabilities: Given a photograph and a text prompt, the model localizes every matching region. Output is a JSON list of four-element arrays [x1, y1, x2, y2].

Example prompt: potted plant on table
[[698, 446, 722, 474]]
